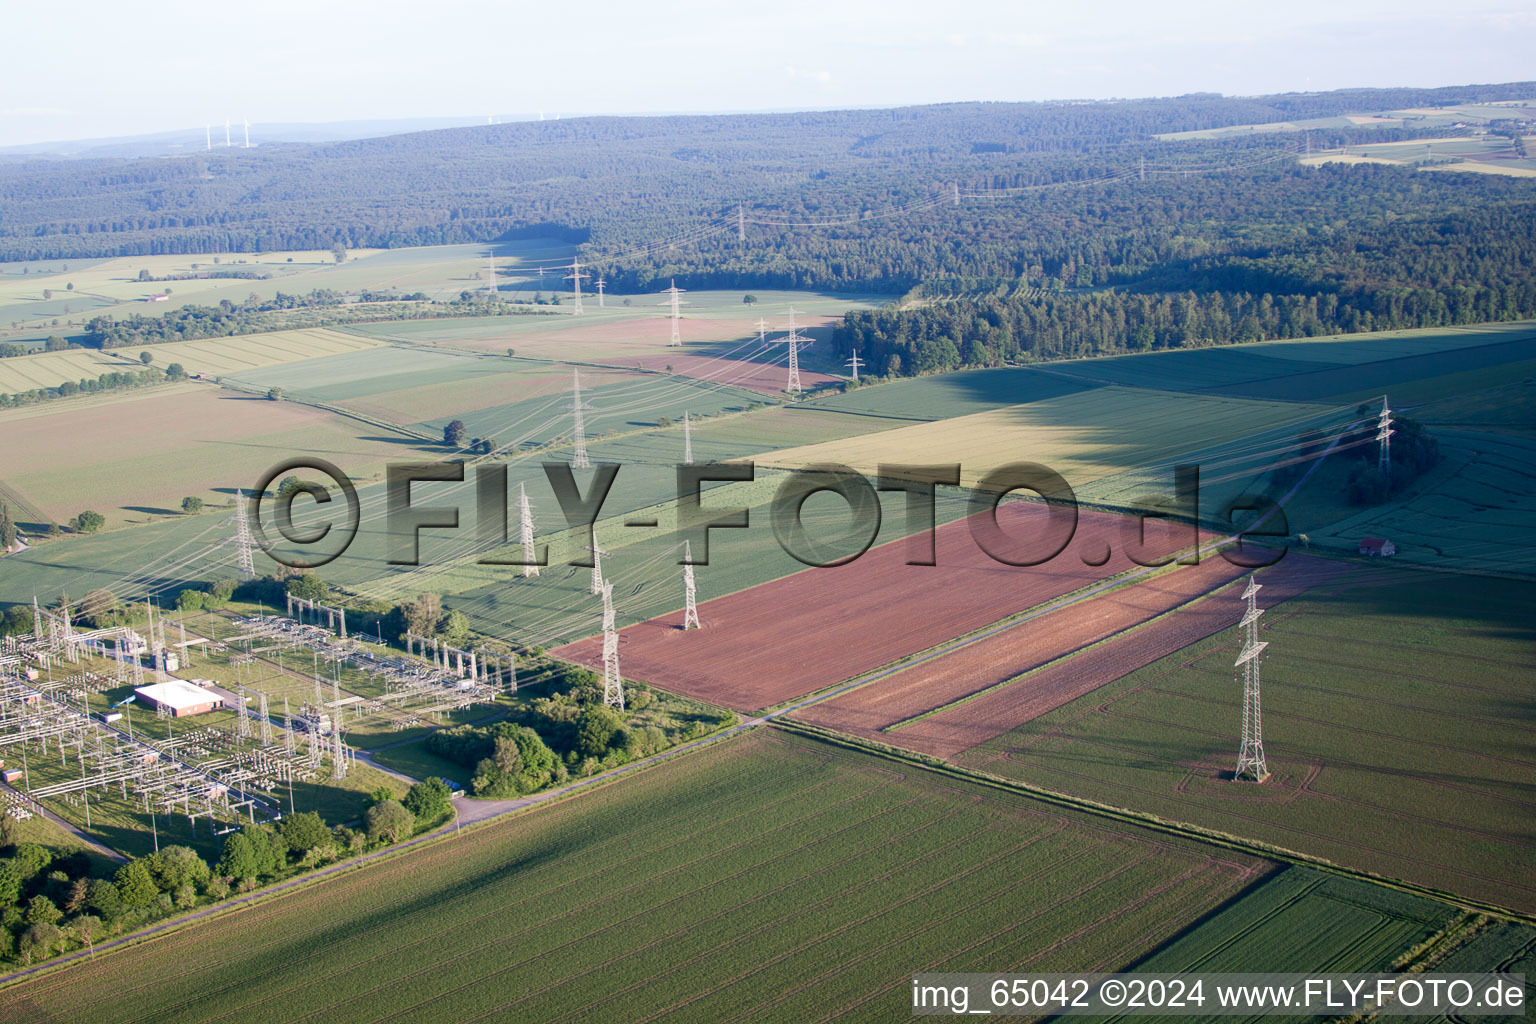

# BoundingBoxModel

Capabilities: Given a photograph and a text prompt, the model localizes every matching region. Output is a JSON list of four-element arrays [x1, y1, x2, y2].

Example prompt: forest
[[4, 83, 1533, 373]]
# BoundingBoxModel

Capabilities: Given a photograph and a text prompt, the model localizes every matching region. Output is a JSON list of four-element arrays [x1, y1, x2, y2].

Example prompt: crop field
[[956, 570, 1536, 912], [882, 555, 1349, 759], [407, 373, 768, 448], [622, 352, 834, 394], [0, 241, 590, 336], [347, 289, 879, 366], [555, 503, 1213, 712], [1215, 332, 1536, 403], [1053, 347, 1343, 392], [800, 364, 1096, 421], [0, 386, 426, 527], [0, 328, 381, 394], [1156, 102, 1536, 141], [1130, 865, 1453, 975], [0, 730, 1287, 1023], [219, 346, 533, 403], [760, 386, 1327, 492], [1310, 431, 1536, 575], [1300, 136, 1536, 177], [792, 553, 1254, 745]]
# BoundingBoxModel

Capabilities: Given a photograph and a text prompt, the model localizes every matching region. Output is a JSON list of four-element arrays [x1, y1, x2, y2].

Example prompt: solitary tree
[[267, 387, 284, 401], [331, 244, 347, 264], [72, 510, 105, 534], [444, 419, 467, 447], [180, 496, 204, 515]]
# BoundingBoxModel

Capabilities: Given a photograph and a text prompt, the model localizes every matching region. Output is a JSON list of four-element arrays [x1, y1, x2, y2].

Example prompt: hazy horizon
[[4, 0, 1534, 148]]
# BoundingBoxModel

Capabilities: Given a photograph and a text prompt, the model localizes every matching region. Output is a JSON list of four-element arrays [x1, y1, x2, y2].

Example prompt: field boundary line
[[213, 378, 441, 443], [769, 719, 1536, 925], [880, 567, 1257, 732]]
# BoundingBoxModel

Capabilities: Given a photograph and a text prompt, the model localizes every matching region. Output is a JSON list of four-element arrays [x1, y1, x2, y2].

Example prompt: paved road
[[2, 784, 127, 865]]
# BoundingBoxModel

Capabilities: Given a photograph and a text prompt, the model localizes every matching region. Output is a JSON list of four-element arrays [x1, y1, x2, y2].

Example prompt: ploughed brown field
[[792, 554, 1254, 744], [875, 554, 1351, 759], [554, 502, 1204, 712], [626, 353, 836, 394]]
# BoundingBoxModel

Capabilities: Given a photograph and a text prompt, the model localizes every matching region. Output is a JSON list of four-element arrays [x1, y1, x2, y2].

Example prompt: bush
[[403, 778, 452, 823], [365, 800, 416, 845], [71, 510, 105, 534]]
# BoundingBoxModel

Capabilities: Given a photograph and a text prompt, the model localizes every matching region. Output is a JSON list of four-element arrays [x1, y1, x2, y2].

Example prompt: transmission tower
[[845, 350, 861, 382], [258, 691, 272, 746], [587, 539, 610, 595], [486, 253, 497, 296], [658, 279, 688, 346], [595, 275, 606, 307], [1376, 396, 1394, 474], [517, 482, 540, 578], [682, 540, 700, 629], [951, 181, 960, 206], [332, 726, 347, 780], [570, 369, 591, 468], [769, 307, 812, 393], [565, 257, 587, 315], [753, 317, 770, 345], [683, 410, 693, 465], [738, 204, 746, 241], [600, 583, 623, 709], [233, 490, 256, 581], [1233, 576, 1270, 783]]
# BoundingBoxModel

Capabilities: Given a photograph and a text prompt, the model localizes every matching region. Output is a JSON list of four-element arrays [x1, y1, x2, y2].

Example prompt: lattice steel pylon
[[682, 410, 693, 465], [518, 482, 540, 578], [233, 490, 256, 581], [1376, 396, 1394, 474], [600, 582, 623, 709], [768, 307, 812, 393], [570, 368, 591, 469], [1233, 576, 1270, 782], [658, 279, 688, 346], [682, 540, 700, 630], [587, 539, 609, 596], [565, 257, 587, 315]]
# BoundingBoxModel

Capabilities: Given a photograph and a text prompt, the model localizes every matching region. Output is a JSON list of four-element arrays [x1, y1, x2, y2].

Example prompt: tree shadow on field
[[122, 505, 177, 517]]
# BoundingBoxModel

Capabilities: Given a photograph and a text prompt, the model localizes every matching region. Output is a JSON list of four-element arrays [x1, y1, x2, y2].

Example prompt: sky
[[3, 0, 1534, 147]]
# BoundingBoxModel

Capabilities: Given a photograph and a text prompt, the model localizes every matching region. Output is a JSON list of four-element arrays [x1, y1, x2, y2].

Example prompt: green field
[[1306, 431, 1536, 574], [799, 364, 1095, 420], [957, 571, 1536, 913], [0, 241, 580, 340], [1133, 866, 1452, 973], [0, 731, 1475, 1022]]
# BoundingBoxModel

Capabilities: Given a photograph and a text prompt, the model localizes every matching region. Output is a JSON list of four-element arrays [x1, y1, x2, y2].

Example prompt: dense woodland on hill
[[3, 83, 1534, 372]]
